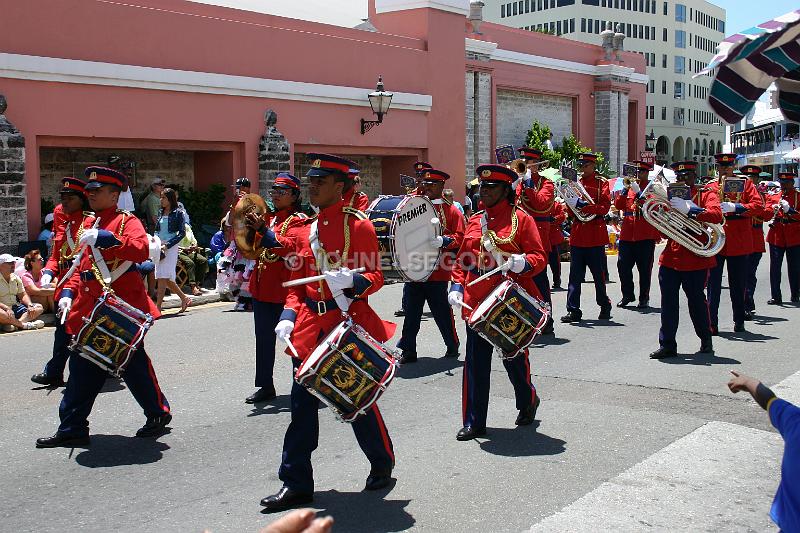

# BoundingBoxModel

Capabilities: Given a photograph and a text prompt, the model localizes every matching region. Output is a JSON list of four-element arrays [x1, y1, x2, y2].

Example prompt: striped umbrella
[[697, 10, 800, 124]]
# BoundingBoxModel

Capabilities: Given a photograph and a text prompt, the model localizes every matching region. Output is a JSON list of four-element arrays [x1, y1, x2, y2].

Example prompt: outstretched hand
[[727, 370, 754, 394], [259, 509, 334, 533]]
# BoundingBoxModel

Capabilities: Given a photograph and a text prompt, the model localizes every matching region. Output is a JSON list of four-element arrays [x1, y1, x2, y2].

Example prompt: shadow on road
[[477, 423, 566, 457], [751, 314, 789, 325], [272, 487, 415, 532], [657, 352, 741, 366], [100, 377, 126, 394], [569, 319, 625, 328], [534, 336, 570, 346], [718, 330, 778, 343], [74, 434, 170, 468], [247, 394, 292, 417], [395, 358, 462, 380]]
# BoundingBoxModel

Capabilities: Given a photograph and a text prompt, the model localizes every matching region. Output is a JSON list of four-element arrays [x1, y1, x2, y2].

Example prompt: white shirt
[[118, 188, 135, 211]]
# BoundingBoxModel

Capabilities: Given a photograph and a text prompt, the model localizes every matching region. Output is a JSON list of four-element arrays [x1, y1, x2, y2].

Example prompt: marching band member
[[397, 168, 464, 363], [449, 164, 547, 441], [614, 160, 661, 309], [395, 160, 432, 319], [561, 152, 613, 323], [549, 200, 566, 290], [515, 147, 556, 334], [649, 161, 722, 359], [261, 153, 395, 512], [31, 177, 92, 387], [707, 153, 764, 334], [36, 167, 171, 448], [244, 173, 307, 404], [741, 165, 775, 319], [344, 166, 370, 211], [767, 173, 800, 304]]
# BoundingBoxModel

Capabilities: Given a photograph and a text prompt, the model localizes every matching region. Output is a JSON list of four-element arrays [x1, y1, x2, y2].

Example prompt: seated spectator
[[20, 250, 55, 312], [155, 188, 191, 313], [38, 213, 55, 257], [0, 254, 44, 332], [178, 223, 209, 296]]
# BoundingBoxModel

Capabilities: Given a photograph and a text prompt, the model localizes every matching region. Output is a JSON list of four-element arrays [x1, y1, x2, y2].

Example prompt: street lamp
[[360, 76, 393, 135], [645, 129, 656, 152]]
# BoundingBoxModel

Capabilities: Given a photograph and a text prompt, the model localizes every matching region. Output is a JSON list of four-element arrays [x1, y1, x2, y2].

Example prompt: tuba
[[232, 193, 269, 260], [554, 161, 596, 222], [640, 174, 725, 257]]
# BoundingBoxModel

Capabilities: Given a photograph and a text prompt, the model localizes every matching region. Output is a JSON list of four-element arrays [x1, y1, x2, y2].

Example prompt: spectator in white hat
[[0, 254, 44, 332]]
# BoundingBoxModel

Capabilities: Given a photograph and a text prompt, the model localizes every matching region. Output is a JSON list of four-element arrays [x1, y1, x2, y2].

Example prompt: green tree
[[525, 120, 610, 176]]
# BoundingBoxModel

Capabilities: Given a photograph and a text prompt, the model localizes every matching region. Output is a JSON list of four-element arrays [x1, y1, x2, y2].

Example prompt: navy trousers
[[279, 359, 395, 493], [42, 321, 71, 379], [548, 246, 562, 287], [707, 254, 748, 328], [461, 328, 536, 431], [253, 299, 283, 389], [567, 245, 611, 314], [532, 269, 552, 308], [769, 244, 800, 301], [397, 281, 458, 354], [658, 266, 712, 350], [745, 252, 762, 312], [58, 346, 170, 437], [617, 239, 656, 302]]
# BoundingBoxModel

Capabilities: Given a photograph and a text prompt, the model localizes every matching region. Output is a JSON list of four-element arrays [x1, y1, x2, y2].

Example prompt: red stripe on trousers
[[146, 356, 169, 414], [371, 405, 395, 463], [524, 353, 537, 405]]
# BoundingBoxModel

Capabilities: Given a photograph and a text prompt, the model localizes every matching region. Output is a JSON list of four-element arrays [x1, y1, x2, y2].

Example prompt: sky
[[187, 0, 798, 37]]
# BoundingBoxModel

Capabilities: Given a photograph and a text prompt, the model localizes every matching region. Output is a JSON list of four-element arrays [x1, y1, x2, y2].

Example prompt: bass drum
[[366, 195, 442, 282]]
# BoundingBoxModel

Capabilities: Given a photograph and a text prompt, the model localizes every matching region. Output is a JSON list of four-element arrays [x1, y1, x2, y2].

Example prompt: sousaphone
[[232, 193, 269, 260]]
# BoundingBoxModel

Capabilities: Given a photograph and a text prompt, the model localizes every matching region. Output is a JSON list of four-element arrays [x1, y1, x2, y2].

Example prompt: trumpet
[[508, 159, 528, 176], [554, 160, 595, 222]]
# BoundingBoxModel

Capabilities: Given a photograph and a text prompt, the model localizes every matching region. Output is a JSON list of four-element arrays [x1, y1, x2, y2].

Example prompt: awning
[[697, 10, 800, 124]]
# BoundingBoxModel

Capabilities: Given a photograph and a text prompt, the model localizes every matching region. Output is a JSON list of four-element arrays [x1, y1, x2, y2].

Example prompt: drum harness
[[309, 210, 354, 316], [478, 209, 518, 274]]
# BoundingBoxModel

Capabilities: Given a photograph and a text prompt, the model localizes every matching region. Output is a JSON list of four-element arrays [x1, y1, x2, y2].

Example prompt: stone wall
[[293, 153, 383, 204], [0, 95, 27, 254], [593, 89, 629, 174], [39, 148, 195, 207], [465, 71, 492, 179], [496, 89, 573, 152], [257, 109, 290, 197]]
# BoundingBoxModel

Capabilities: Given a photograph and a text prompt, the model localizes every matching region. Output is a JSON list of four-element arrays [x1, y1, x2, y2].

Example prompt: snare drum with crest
[[467, 279, 550, 359], [295, 320, 397, 422]]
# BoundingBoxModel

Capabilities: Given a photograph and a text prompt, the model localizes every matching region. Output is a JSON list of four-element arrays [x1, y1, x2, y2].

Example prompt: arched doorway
[[685, 138, 694, 160], [673, 137, 684, 162], [656, 135, 670, 164]]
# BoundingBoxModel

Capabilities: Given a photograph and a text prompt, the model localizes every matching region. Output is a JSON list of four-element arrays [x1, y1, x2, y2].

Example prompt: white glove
[[57, 297, 72, 317], [274, 320, 294, 342], [430, 236, 444, 248], [565, 196, 579, 209], [501, 254, 528, 274], [447, 290, 464, 307], [481, 237, 496, 253], [781, 199, 790, 213], [39, 273, 52, 286], [78, 228, 98, 248], [430, 217, 440, 226], [324, 267, 355, 293], [669, 197, 691, 216], [629, 182, 641, 194], [720, 201, 736, 214]]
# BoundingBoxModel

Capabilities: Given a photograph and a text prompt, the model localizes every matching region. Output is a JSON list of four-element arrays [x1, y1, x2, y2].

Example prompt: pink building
[[0, 0, 646, 250]]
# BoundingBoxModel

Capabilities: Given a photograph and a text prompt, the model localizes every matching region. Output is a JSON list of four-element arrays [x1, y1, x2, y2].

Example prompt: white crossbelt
[[309, 219, 352, 312]]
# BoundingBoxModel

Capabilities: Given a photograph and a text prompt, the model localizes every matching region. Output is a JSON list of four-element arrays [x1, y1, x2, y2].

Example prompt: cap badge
[[481, 169, 492, 178], [312, 159, 322, 168]]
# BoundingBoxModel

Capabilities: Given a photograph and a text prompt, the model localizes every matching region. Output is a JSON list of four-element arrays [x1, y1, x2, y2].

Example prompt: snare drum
[[71, 292, 154, 376], [467, 280, 550, 359], [366, 195, 442, 282], [295, 320, 397, 422]]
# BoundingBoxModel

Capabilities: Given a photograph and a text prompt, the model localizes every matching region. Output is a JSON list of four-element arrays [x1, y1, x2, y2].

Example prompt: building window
[[662, 28, 667, 41], [675, 55, 685, 74], [557, 20, 562, 34], [581, 18, 586, 31], [675, 30, 685, 48], [525, 0, 529, 11], [662, 80, 667, 94], [648, 79, 655, 93], [663, 1, 667, 15], [674, 81, 684, 99], [513, 2, 518, 14], [662, 54, 667, 68], [501, 4, 505, 16], [661, 106, 667, 121], [674, 107, 685, 126], [675, 3, 686, 22], [570, 18, 575, 32], [582, 0, 599, 4]]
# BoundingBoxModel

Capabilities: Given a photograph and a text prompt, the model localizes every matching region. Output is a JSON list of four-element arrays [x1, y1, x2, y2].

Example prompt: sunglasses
[[269, 188, 293, 196], [479, 182, 503, 189]]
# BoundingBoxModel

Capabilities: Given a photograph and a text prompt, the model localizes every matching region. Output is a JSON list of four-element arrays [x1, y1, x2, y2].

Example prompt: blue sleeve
[[344, 273, 372, 299], [165, 212, 186, 249], [734, 203, 746, 214], [279, 308, 297, 322], [451, 283, 464, 294], [95, 229, 122, 249], [769, 399, 800, 443], [688, 206, 705, 218], [260, 229, 280, 249]]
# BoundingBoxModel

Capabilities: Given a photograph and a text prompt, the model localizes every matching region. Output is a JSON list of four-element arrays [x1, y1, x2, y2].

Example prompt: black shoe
[[768, 298, 783, 305], [443, 346, 459, 358], [560, 311, 581, 323], [598, 307, 612, 320], [135, 413, 172, 438], [699, 337, 713, 354], [540, 320, 555, 336], [649, 347, 677, 359], [734, 323, 746, 333], [551, 284, 562, 290], [792, 295, 800, 303], [364, 468, 393, 491], [398, 351, 417, 364], [394, 309, 406, 317], [636, 300, 650, 309], [30, 372, 65, 387], [515, 395, 540, 426], [260, 486, 314, 511], [456, 426, 487, 441], [36, 432, 90, 448], [616, 296, 634, 308], [743, 311, 754, 321], [245, 387, 276, 404]]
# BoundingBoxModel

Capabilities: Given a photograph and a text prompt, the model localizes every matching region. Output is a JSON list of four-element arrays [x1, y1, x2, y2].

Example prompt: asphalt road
[[1, 251, 796, 533]]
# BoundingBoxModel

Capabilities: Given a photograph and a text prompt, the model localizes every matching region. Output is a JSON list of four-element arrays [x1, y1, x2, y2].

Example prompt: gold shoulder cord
[[520, 178, 555, 214], [259, 213, 300, 266], [436, 203, 449, 234], [314, 211, 352, 300], [484, 208, 519, 247]]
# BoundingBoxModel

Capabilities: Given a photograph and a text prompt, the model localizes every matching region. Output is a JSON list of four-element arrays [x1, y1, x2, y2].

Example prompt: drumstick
[[285, 338, 301, 359], [467, 263, 506, 287], [455, 300, 473, 311], [282, 267, 367, 288]]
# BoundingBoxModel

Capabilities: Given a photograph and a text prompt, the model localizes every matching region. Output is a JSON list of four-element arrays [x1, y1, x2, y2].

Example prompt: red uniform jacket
[[343, 189, 370, 211], [719, 178, 764, 257], [428, 199, 466, 282], [451, 201, 547, 320], [767, 189, 800, 248], [248, 209, 307, 304], [46, 208, 95, 300], [549, 202, 566, 247], [282, 200, 394, 360], [516, 174, 556, 251], [567, 173, 611, 248], [659, 183, 723, 271], [749, 190, 777, 254], [613, 183, 661, 242], [62, 208, 159, 335]]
